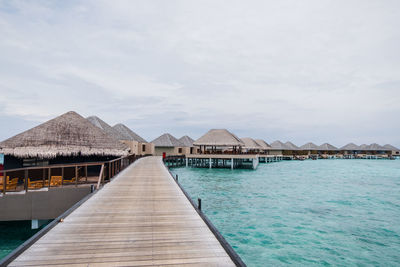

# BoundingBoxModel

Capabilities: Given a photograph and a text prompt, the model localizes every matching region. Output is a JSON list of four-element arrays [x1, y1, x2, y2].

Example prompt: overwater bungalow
[[0, 111, 129, 170], [151, 133, 185, 157], [299, 142, 320, 157], [113, 123, 154, 155], [340, 143, 361, 158], [178, 135, 198, 155], [269, 141, 287, 156], [284, 141, 301, 156], [317, 143, 338, 158], [254, 139, 272, 154], [241, 138, 263, 154], [383, 144, 400, 156], [193, 129, 244, 154]]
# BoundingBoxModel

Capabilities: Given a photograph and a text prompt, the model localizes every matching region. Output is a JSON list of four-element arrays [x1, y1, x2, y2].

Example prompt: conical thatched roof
[[0, 111, 129, 158], [317, 143, 338, 151], [193, 129, 244, 146], [270, 140, 288, 150], [359, 144, 369, 150], [300, 142, 319, 150], [284, 141, 299, 150], [152, 133, 183, 147], [179, 136, 195, 147], [254, 139, 272, 149], [113, 123, 147, 143], [368, 143, 387, 151], [383, 144, 400, 151], [340, 143, 360, 150], [87, 116, 126, 141], [241, 138, 263, 150]]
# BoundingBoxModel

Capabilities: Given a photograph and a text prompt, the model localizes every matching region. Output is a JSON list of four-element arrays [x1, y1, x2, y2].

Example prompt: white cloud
[[0, 0, 399, 146]]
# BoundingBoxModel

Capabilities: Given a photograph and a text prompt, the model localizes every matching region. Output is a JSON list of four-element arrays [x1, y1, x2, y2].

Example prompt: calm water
[[0, 220, 49, 260], [172, 160, 400, 266]]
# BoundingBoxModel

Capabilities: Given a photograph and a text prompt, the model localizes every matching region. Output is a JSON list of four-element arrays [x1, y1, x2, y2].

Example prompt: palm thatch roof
[[284, 141, 299, 150], [317, 143, 338, 151], [254, 139, 272, 150], [0, 111, 129, 158], [300, 142, 319, 150], [270, 140, 288, 150], [241, 138, 263, 150], [340, 143, 360, 150], [151, 133, 183, 147], [383, 144, 400, 151], [193, 129, 244, 146], [367, 143, 388, 151], [87, 116, 125, 141], [113, 123, 147, 143], [179, 136, 195, 147], [359, 144, 369, 150]]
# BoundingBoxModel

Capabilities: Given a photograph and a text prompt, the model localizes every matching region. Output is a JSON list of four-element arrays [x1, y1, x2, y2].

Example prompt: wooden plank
[[9, 156, 235, 266]]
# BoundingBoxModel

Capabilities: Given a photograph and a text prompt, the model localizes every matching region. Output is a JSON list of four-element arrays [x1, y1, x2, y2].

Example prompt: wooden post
[[24, 169, 28, 192], [108, 162, 111, 179], [61, 167, 64, 187], [75, 166, 78, 187], [96, 164, 104, 190], [42, 168, 45, 188], [85, 165, 88, 182], [3, 171, 6, 194], [48, 168, 51, 187]]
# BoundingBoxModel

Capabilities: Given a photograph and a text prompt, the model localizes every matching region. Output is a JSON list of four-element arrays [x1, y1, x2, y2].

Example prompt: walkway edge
[[165, 165, 247, 267]]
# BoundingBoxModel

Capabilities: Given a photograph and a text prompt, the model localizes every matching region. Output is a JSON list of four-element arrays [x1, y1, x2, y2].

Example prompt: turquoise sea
[[172, 160, 400, 266], [0, 220, 48, 260]]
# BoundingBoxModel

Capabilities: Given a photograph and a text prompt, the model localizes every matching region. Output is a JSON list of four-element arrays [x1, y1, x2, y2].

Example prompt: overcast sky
[[0, 0, 399, 147]]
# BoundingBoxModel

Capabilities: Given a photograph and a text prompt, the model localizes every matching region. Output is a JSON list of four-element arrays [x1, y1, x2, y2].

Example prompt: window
[[178, 148, 183, 153], [142, 144, 146, 152]]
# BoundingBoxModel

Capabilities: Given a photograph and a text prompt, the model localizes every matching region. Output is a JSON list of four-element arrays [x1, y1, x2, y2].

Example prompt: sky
[[0, 0, 399, 147]]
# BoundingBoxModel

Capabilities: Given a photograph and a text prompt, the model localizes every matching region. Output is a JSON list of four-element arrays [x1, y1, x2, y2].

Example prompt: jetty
[[6, 156, 240, 266]]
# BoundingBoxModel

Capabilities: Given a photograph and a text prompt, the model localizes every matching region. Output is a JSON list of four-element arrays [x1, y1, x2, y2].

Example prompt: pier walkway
[[9, 156, 236, 266]]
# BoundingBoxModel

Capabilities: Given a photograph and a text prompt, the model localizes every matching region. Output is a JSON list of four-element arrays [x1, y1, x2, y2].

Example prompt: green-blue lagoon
[[172, 159, 400, 266]]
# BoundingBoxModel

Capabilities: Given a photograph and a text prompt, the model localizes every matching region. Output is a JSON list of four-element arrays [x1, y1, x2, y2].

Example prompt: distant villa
[[0, 111, 399, 170]]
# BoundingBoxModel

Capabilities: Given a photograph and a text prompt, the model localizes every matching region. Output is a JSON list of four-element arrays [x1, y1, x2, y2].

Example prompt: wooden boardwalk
[[10, 156, 236, 266]]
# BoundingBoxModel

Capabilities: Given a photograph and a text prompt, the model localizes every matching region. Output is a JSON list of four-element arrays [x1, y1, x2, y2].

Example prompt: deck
[[9, 156, 236, 266]]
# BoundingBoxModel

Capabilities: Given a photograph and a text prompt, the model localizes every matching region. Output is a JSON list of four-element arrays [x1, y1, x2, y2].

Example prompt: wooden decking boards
[[9, 156, 235, 266]]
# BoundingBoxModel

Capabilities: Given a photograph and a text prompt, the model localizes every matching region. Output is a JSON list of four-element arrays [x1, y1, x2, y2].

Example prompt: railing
[[163, 155, 186, 168], [0, 154, 143, 195]]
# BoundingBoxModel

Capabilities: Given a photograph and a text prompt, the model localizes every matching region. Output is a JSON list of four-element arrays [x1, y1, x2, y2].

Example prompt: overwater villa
[[383, 144, 400, 156], [269, 140, 287, 155], [113, 123, 154, 155], [317, 143, 338, 158], [299, 142, 320, 157], [178, 135, 198, 155], [193, 129, 244, 154], [151, 133, 185, 156], [241, 137, 263, 154], [254, 139, 272, 154], [0, 111, 129, 170]]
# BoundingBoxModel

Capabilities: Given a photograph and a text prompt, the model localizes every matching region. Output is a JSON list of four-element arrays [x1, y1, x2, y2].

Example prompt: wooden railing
[[0, 154, 143, 195]]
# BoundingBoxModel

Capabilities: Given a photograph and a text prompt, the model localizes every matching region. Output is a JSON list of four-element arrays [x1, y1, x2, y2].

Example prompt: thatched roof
[[151, 133, 183, 147], [359, 144, 370, 150], [284, 141, 299, 150], [179, 136, 195, 147], [87, 116, 125, 141], [270, 140, 288, 150], [317, 143, 338, 151], [241, 138, 263, 150], [113, 123, 147, 143], [0, 111, 129, 158], [193, 129, 244, 146], [254, 139, 272, 150], [383, 144, 400, 151], [300, 142, 319, 150], [340, 143, 360, 150], [367, 143, 388, 151]]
